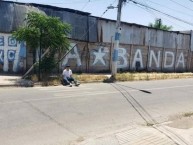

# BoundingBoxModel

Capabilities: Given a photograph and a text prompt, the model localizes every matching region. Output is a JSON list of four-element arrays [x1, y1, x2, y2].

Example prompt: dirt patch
[[167, 116, 193, 129]]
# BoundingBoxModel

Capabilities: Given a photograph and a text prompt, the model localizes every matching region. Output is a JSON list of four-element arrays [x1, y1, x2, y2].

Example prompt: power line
[[80, 0, 91, 10], [128, 0, 193, 26], [168, 0, 193, 12], [130, 2, 188, 30], [143, 0, 193, 17], [138, 0, 193, 29]]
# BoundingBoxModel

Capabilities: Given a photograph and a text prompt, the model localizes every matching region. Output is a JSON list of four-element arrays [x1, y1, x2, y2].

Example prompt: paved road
[[0, 79, 193, 145]]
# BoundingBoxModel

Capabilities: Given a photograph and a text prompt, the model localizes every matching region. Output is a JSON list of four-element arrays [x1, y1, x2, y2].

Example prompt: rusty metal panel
[[177, 34, 191, 49], [0, 2, 43, 32], [175, 49, 188, 72], [98, 20, 147, 45], [176, 34, 184, 49], [89, 43, 111, 72], [189, 52, 193, 71], [191, 31, 193, 51], [12, 4, 28, 30], [98, 20, 115, 43], [121, 24, 133, 44], [88, 17, 97, 42], [148, 47, 163, 71], [48, 10, 88, 41], [163, 32, 177, 49], [176, 34, 190, 49], [130, 45, 148, 71], [0, 2, 15, 32], [162, 48, 176, 72], [145, 29, 164, 48], [131, 26, 146, 45], [37, 7, 97, 42], [183, 34, 190, 49]]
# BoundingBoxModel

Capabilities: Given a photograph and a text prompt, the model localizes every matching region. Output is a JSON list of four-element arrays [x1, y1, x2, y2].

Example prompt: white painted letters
[[176, 52, 185, 68], [93, 47, 106, 66], [132, 49, 143, 68], [0, 33, 26, 72], [7, 50, 16, 61], [62, 43, 82, 66], [117, 48, 128, 68], [149, 50, 161, 68], [164, 51, 175, 68]]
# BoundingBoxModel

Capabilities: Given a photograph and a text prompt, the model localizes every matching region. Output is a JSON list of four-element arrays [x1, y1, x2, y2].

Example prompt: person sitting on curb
[[62, 65, 80, 87]]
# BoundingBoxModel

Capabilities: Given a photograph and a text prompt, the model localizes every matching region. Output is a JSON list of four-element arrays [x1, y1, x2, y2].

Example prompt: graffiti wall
[[0, 33, 26, 73], [61, 42, 193, 73]]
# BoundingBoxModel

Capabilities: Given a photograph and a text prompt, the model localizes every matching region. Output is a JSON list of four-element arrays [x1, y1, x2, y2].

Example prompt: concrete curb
[[0, 79, 34, 88], [0, 80, 105, 88], [0, 84, 17, 87]]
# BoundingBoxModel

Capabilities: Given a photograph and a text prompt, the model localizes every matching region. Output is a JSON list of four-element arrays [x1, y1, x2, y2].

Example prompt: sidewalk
[[0, 75, 33, 87], [79, 124, 193, 145], [0, 74, 111, 87], [0, 75, 21, 87]]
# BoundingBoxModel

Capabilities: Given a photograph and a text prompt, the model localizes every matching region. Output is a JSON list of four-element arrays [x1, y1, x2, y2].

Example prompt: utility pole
[[111, 0, 125, 77], [158, 19, 161, 29]]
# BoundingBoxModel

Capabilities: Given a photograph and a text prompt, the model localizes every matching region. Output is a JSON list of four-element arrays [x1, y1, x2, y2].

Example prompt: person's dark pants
[[63, 77, 77, 85]]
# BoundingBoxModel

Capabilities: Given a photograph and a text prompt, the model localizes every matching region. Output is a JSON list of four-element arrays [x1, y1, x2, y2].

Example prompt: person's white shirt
[[62, 69, 72, 80]]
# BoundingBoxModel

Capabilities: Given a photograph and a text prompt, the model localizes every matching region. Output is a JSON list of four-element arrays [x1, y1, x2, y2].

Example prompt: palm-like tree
[[149, 18, 172, 31]]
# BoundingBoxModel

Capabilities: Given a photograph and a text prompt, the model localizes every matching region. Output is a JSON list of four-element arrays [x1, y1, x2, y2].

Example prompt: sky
[[5, 0, 193, 31]]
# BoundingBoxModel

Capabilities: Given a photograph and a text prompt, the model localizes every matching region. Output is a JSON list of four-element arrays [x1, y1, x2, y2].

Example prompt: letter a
[[176, 52, 185, 68], [132, 49, 143, 68], [62, 43, 82, 66]]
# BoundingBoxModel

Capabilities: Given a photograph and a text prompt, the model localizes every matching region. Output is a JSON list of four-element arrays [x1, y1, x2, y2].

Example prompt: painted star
[[93, 47, 106, 66]]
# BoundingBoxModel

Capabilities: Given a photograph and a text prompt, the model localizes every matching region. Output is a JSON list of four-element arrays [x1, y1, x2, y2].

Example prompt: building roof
[[2, 0, 91, 16]]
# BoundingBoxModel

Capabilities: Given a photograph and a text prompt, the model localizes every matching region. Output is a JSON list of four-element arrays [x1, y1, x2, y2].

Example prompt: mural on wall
[[92, 46, 107, 66], [62, 43, 188, 72], [117, 48, 128, 69], [62, 43, 82, 67], [149, 50, 161, 68], [0, 33, 26, 72], [91, 46, 128, 68], [132, 49, 144, 68]]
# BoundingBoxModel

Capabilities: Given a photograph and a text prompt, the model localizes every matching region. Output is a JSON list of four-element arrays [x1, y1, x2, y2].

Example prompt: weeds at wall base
[[27, 72, 193, 86]]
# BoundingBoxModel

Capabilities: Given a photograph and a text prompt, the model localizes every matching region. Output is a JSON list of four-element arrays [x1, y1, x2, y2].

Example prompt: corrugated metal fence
[[0, 1, 193, 73]]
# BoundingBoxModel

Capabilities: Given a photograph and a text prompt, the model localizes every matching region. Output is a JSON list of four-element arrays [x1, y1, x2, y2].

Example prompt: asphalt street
[[0, 79, 193, 145]]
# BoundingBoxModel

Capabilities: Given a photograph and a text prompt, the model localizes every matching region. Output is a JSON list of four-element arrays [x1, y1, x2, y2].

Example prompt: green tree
[[148, 18, 172, 31], [13, 11, 71, 80]]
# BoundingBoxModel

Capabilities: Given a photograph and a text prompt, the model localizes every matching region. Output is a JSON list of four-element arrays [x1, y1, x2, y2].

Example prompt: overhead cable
[[128, 0, 193, 26], [143, 0, 193, 17], [130, 2, 188, 30], [168, 0, 193, 12]]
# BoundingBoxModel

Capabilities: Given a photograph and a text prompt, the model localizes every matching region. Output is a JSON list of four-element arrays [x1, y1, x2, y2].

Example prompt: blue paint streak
[[19, 41, 26, 58], [0, 50, 4, 63], [115, 32, 121, 41], [113, 49, 119, 62], [0, 36, 4, 46]]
